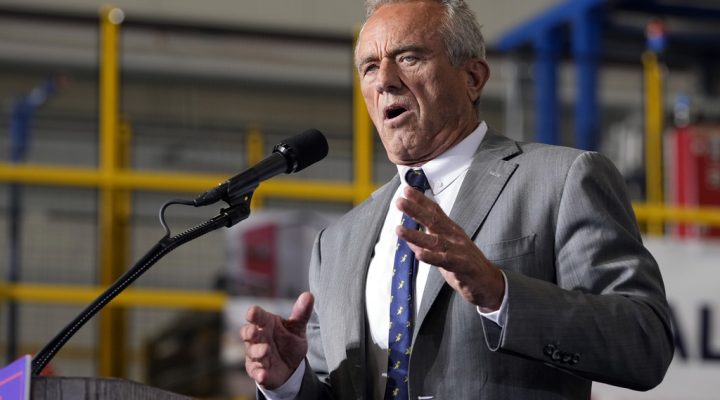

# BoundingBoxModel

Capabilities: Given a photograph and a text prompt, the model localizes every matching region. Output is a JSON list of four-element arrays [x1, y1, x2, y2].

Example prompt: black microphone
[[194, 129, 328, 207]]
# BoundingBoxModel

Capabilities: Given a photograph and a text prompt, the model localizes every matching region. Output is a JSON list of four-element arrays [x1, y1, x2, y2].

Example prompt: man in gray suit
[[241, 0, 674, 398]]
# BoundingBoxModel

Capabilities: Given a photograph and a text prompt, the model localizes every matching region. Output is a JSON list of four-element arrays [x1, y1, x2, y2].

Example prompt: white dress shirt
[[259, 121, 508, 399]]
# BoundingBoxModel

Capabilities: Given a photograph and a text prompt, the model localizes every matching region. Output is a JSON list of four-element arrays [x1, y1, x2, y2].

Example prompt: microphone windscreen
[[281, 129, 329, 172]]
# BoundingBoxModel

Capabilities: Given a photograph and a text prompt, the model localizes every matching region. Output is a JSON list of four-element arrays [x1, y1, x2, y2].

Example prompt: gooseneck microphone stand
[[30, 128, 328, 376], [30, 193, 253, 376]]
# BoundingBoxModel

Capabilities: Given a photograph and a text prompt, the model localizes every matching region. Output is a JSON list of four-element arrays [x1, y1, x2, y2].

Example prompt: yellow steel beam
[[642, 51, 664, 235], [98, 4, 127, 378], [353, 28, 376, 205], [12, 343, 148, 371], [14, 343, 106, 361], [0, 283, 227, 311], [0, 164, 104, 187], [633, 203, 720, 226], [259, 179, 356, 202], [0, 163, 357, 202], [246, 127, 265, 209]]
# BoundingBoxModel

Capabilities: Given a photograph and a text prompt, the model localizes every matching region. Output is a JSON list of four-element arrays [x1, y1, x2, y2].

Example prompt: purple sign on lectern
[[0, 355, 30, 400]]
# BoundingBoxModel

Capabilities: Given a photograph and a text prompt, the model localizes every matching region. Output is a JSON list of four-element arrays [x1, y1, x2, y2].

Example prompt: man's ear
[[464, 58, 490, 103]]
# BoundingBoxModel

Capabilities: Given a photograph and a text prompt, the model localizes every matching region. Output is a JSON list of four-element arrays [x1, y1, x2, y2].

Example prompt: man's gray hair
[[364, 0, 486, 66]]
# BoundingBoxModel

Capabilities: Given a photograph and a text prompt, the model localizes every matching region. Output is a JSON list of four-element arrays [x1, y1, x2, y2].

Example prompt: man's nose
[[375, 60, 402, 93]]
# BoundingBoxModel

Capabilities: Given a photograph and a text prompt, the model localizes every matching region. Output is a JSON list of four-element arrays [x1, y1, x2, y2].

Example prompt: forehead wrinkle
[[390, 44, 430, 58], [356, 51, 377, 70], [355, 2, 444, 69], [356, 42, 431, 70]]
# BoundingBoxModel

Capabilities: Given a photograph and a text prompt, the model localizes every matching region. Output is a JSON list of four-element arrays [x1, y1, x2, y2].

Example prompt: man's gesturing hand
[[241, 291, 314, 389], [396, 187, 505, 312]]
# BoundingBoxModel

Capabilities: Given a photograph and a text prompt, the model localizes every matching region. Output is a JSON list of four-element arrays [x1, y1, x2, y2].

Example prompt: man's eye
[[400, 55, 418, 64], [363, 64, 378, 75]]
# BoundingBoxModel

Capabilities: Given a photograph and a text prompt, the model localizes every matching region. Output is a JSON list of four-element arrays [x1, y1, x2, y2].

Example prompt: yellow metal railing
[[0, 283, 227, 311], [633, 203, 720, 226], [0, 164, 358, 201]]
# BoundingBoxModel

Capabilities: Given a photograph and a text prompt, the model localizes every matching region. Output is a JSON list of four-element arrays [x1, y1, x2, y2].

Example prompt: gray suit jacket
[[295, 132, 674, 399]]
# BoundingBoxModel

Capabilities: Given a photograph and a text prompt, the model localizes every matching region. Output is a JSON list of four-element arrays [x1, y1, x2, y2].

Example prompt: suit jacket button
[[571, 353, 580, 365], [561, 353, 572, 363], [551, 349, 561, 361], [543, 344, 555, 357]]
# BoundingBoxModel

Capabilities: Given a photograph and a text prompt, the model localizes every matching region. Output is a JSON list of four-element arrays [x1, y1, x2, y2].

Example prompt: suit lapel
[[415, 132, 521, 337], [339, 177, 399, 397]]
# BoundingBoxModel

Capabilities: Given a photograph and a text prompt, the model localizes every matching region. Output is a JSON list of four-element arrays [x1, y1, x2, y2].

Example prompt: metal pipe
[[643, 50, 665, 235], [98, 5, 128, 377]]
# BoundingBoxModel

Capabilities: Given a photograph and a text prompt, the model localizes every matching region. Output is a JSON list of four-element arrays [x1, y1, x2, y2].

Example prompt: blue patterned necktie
[[385, 168, 430, 400]]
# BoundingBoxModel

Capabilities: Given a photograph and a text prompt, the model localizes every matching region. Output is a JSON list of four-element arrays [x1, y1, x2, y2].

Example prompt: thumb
[[284, 292, 314, 333]]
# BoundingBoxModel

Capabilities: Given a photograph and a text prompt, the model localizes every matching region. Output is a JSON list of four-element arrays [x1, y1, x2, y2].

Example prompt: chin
[[386, 148, 425, 167]]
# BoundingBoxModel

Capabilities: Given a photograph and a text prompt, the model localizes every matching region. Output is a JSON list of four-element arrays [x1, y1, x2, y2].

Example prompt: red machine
[[666, 124, 720, 238]]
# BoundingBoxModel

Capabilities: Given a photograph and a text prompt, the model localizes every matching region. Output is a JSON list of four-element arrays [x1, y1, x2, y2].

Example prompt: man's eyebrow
[[356, 45, 430, 70], [356, 54, 378, 70], [389, 45, 428, 57]]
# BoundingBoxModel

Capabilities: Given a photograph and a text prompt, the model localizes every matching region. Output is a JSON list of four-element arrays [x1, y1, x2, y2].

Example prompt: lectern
[[32, 377, 193, 400]]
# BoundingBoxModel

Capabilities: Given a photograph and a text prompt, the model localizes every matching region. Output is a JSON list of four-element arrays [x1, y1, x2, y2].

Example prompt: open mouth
[[384, 105, 408, 120]]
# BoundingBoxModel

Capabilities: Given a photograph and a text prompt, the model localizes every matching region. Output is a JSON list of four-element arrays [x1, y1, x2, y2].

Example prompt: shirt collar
[[398, 121, 487, 195]]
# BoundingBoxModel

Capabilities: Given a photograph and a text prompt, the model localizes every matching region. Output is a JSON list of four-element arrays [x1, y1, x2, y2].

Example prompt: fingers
[[396, 187, 459, 266], [398, 225, 450, 253], [242, 323, 272, 381], [242, 312, 281, 385], [241, 295, 312, 389], [245, 351, 274, 386], [243, 292, 312, 342], [245, 341, 271, 361], [242, 293, 314, 347], [240, 321, 262, 343], [397, 187, 453, 235], [403, 233, 452, 267], [247, 292, 313, 328], [246, 304, 273, 328], [283, 291, 315, 335], [242, 306, 276, 349], [289, 292, 314, 324]]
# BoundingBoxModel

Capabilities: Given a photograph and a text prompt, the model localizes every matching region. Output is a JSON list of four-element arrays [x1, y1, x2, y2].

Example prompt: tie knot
[[405, 169, 430, 193]]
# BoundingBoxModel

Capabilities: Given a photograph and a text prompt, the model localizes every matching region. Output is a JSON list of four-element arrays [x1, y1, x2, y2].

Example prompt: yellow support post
[[353, 29, 375, 205], [98, 5, 129, 378], [247, 126, 265, 209], [642, 51, 664, 235]]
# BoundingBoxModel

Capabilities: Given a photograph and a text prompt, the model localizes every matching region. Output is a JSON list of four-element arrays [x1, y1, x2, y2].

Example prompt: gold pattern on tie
[[384, 168, 430, 400]]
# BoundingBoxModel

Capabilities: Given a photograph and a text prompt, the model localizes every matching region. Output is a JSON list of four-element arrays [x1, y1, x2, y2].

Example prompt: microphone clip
[[219, 192, 253, 227]]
